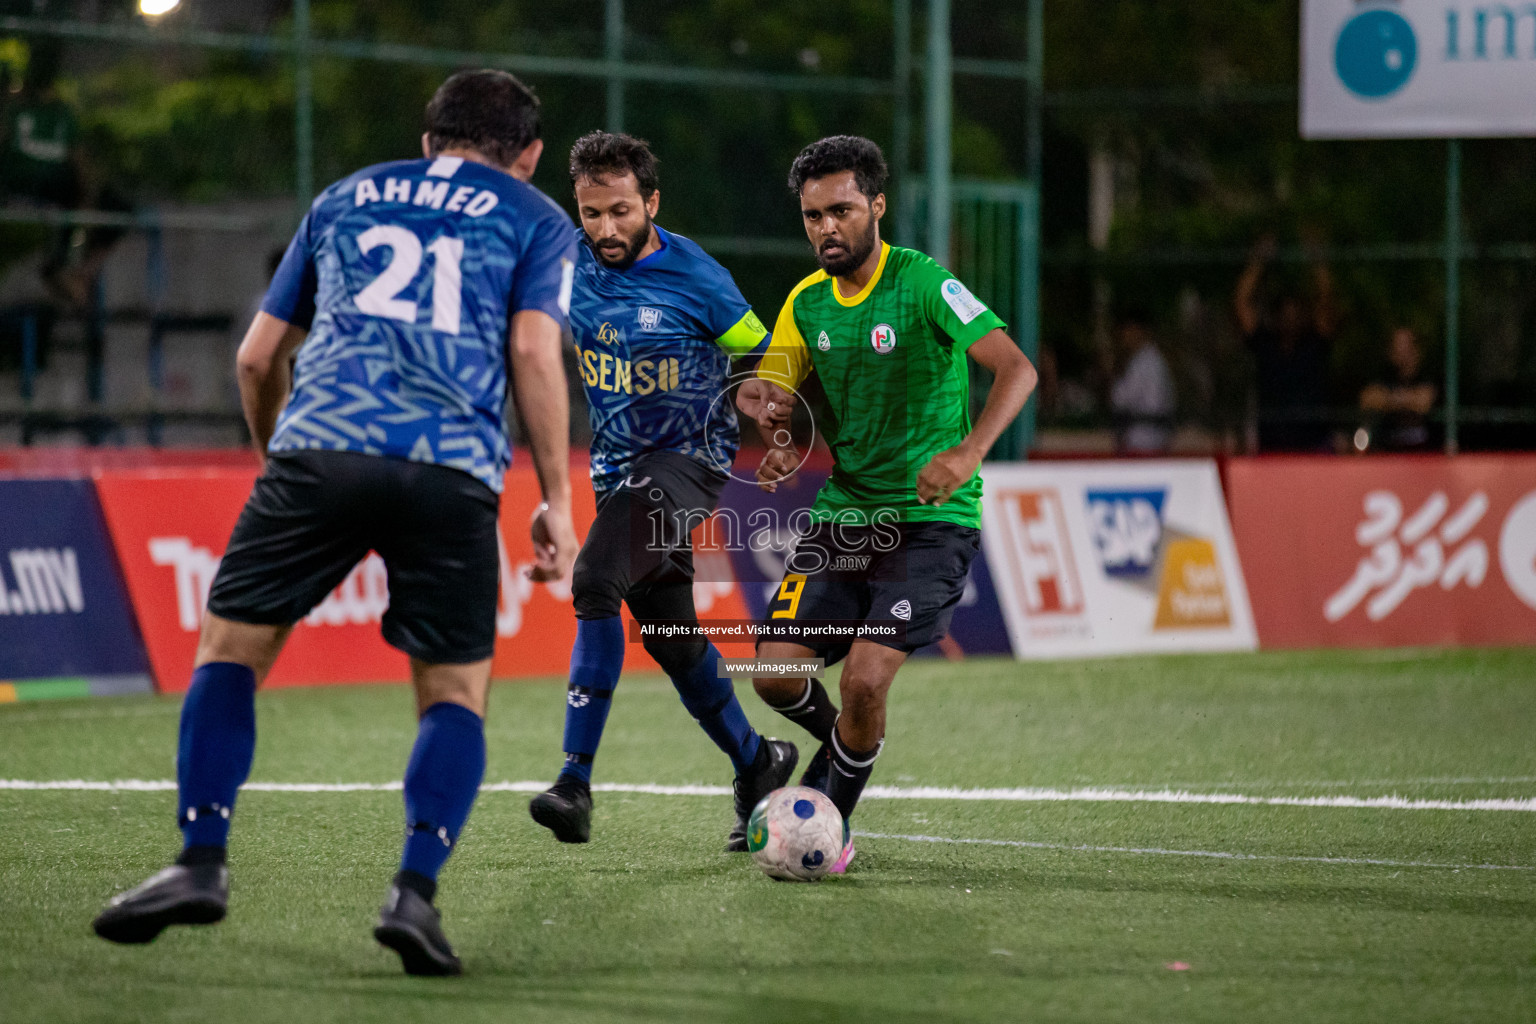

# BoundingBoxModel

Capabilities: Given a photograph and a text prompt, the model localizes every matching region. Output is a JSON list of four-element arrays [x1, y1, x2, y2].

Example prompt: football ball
[[747, 786, 845, 882]]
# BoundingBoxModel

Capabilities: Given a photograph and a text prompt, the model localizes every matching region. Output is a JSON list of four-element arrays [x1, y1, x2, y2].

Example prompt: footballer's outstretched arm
[[236, 310, 309, 470], [510, 308, 579, 582], [916, 328, 1038, 506]]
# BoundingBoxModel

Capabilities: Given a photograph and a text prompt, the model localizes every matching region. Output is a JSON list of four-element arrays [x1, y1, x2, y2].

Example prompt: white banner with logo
[[1303, 0, 1536, 138], [979, 461, 1257, 659]]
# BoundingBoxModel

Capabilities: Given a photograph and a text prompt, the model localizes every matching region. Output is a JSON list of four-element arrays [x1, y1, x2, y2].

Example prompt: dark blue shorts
[[208, 450, 500, 664], [760, 520, 980, 662]]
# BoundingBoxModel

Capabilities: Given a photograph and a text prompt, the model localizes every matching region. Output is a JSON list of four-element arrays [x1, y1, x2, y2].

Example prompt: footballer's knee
[[837, 669, 892, 719], [752, 642, 817, 704], [753, 675, 806, 705], [194, 613, 291, 685], [412, 658, 491, 718], [643, 635, 706, 679], [571, 558, 626, 620]]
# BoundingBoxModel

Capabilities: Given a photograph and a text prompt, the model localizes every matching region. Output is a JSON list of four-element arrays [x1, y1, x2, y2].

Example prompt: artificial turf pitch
[[2, 648, 1534, 1023]]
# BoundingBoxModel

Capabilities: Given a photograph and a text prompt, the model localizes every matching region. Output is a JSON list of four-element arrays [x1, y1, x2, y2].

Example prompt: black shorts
[[759, 520, 980, 663], [208, 450, 501, 664], [572, 450, 727, 620]]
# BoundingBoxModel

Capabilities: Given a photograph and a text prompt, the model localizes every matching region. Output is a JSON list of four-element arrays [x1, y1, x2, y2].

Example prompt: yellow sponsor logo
[[576, 347, 681, 394], [1153, 538, 1231, 629], [596, 321, 621, 346]]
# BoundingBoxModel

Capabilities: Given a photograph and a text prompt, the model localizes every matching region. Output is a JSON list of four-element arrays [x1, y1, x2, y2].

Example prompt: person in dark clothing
[[0, 44, 129, 306], [1359, 326, 1437, 452], [1233, 235, 1338, 452]]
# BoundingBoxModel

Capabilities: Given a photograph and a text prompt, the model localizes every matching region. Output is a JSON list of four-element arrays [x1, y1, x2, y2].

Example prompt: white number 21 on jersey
[[352, 224, 464, 334]]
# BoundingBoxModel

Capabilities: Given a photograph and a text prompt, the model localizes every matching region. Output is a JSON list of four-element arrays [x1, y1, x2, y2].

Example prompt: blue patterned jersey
[[261, 155, 577, 493], [569, 226, 768, 492]]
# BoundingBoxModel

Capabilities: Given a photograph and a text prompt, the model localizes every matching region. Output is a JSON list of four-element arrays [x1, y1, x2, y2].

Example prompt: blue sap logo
[[1086, 489, 1166, 579], [1335, 7, 1418, 98]]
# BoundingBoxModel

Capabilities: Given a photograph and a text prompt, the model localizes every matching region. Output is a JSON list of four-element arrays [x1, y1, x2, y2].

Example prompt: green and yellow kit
[[758, 243, 1006, 529]]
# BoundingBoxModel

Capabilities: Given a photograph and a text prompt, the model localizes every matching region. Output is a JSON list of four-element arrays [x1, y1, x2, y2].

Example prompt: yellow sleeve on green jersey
[[757, 271, 825, 390], [714, 309, 769, 355]]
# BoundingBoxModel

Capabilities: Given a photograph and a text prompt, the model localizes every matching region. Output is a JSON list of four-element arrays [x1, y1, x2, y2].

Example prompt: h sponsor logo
[[997, 489, 1084, 616]]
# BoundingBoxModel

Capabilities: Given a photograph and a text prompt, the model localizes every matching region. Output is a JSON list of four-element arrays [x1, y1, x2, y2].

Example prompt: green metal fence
[[0, 1, 1045, 454]]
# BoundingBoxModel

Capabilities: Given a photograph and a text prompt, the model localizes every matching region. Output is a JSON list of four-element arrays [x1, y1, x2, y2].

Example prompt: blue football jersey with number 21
[[262, 155, 577, 493]]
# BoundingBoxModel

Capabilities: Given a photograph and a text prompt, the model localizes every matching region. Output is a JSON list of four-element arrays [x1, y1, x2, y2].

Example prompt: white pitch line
[[2, 779, 1535, 812], [0, 706, 177, 724], [854, 831, 1535, 873], [1100, 775, 1536, 789]]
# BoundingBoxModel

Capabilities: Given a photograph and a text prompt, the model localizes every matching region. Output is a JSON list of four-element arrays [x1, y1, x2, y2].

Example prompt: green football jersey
[[759, 243, 1006, 528]]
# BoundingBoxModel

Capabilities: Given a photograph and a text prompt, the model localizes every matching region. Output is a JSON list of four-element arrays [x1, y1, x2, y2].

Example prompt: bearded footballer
[[739, 135, 1037, 873], [528, 132, 798, 853]]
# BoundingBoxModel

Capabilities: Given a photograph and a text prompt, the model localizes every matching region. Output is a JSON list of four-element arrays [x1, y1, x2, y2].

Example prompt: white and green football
[[746, 786, 845, 882]]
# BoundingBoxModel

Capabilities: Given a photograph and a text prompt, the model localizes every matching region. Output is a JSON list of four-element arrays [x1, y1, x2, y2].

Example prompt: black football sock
[[175, 844, 226, 867], [826, 724, 883, 821], [394, 868, 437, 904], [765, 678, 838, 744]]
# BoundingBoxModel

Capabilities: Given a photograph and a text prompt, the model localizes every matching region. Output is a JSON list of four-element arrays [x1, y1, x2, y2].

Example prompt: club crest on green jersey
[[870, 323, 896, 354], [817, 330, 831, 351]]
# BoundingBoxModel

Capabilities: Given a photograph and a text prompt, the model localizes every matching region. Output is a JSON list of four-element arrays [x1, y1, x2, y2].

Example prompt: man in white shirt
[[1109, 311, 1176, 454]]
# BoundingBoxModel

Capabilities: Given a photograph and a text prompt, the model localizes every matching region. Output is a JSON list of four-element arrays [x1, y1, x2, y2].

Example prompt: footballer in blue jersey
[[263, 149, 575, 493], [571, 222, 767, 492], [92, 71, 581, 978], [527, 132, 799, 853]]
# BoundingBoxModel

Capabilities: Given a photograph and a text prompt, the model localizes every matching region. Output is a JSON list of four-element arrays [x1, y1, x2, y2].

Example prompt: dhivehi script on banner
[[1303, 0, 1536, 138], [979, 461, 1257, 660]]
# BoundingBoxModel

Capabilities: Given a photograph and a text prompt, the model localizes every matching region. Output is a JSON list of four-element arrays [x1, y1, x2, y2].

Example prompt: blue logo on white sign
[[1086, 489, 1167, 579], [1335, 7, 1417, 98]]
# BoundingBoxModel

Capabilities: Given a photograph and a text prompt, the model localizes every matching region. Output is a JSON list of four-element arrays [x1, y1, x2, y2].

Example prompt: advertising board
[[1302, 0, 1536, 138], [0, 478, 152, 698], [1226, 455, 1536, 647], [980, 461, 1257, 659], [94, 466, 751, 691]]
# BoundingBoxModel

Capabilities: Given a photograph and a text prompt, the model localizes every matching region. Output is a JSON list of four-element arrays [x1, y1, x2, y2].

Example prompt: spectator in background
[[1359, 326, 1437, 452], [1234, 234, 1338, 452], [0, 44, 129, 306], [1109, 308, 1175, 453]]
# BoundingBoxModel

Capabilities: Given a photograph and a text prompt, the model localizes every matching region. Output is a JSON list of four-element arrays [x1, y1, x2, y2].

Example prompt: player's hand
[[736, 378, 796, 432], [755, 447, 802, 493], [527, 501, 578, 582], [916, 445, 980, 506]]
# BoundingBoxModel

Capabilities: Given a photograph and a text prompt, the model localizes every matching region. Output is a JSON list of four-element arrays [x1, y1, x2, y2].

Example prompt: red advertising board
[[94, 466, 751, 692], [1226, 455, 1536, 648]]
